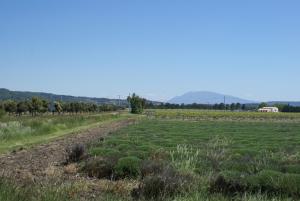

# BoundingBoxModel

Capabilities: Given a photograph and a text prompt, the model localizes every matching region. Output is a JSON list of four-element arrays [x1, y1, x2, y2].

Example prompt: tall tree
[[54, 101, 63, 114], [31, 97, 42, 115], [258, 102, 268, 108], [4, 100, 17, 114], [16, 101, 28, 116], [127, 93, 146, 114]]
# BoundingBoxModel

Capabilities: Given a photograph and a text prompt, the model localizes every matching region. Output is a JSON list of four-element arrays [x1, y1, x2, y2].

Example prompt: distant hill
[[0, 88, 128, 105], [168, 91, 256, 104]]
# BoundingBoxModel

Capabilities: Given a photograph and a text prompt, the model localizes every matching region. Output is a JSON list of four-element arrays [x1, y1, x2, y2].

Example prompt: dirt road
[[0, 118, 136, 182]]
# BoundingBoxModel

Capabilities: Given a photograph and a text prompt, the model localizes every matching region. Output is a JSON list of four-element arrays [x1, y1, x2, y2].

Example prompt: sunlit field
[[84, 111, 300, 201], [0, 113, 123, 153], [1, 110, 300, 201]]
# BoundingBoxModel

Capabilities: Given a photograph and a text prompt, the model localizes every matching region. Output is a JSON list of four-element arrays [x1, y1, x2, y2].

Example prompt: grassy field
[[1, 110, 300, 201], [145, 109, 300, 122], [0, 112, 127, 153], [85, 112, 300, 200]]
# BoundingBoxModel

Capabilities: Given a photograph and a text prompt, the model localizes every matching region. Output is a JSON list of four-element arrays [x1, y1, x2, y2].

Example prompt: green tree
[[258, 102, 268, 108], [16, 101, 28, 116], [236, 103, 241, 110], [127, 93, 146, 114], [230, 103, 235, 111], [31, 97, 42, 115], [0, 101, 5, 118], [40, 99, 49, 113], [54, 101, 63, 114], [4, 100, 17, 114]]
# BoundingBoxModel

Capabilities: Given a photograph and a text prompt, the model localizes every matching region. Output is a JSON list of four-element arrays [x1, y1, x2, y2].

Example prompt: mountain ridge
[[168, 91, 256, 104], [0, 88, 127, 105]]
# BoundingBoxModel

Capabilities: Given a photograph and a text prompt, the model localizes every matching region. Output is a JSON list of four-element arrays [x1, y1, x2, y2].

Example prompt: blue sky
[[0, 0, 299, 102]]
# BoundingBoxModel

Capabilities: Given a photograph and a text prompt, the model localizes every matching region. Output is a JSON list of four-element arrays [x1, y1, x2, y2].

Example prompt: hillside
[[0, 88, 127, 105]]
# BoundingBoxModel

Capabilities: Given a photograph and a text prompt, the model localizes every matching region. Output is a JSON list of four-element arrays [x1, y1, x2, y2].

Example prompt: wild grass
[[0, 113, 125, 153]]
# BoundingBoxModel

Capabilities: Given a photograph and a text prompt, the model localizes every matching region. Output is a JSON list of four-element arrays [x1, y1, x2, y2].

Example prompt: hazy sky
[[1, 0, 299, 102]]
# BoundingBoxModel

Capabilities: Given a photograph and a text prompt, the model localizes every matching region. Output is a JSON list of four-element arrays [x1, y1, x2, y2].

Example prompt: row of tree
[[0, 97, 121, 116]]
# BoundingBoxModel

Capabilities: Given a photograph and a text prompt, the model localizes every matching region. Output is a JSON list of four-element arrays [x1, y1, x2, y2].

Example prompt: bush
[[114, 156, 141, 179], [0, 108, 5, 119], [81, 156, 118, 179], [66, 144, 86, 163], [133, 165, 194, 200], [257, 170, 300, 197], [140, 160, 165, 178], [210, 170, 300, 197]]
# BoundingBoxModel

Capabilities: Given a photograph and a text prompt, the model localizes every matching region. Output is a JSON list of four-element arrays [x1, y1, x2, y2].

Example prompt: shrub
[[0, 108, 5, 119], [281, 164, 300, 174], [140, 160, 165, 178], [66, 144, 86, 163], [210, 170, 300, 197], [257, 170, 300, 197], [114, 156, 142, 179], [81, 156, 118, 179], [133, 165, 194, 200]]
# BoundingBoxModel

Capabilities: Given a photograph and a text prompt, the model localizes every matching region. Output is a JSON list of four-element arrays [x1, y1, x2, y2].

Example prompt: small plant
[[140, 160, 165, 178], [133, 165, 194, 200], [66, 144, 86, 163], [170, 144, 200, 172], [114, 156, 142, 179], [81, 156, 118, 179], [204, 136, 232, 171]]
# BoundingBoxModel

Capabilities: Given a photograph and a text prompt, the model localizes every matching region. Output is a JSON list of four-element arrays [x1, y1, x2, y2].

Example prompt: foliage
[[66, 144, 86, 163], [127, 93, 146, 114], [114, 156, 142, 179], [0, 105, 5, 118], [147, 102, 252, 111], [1, 97, 121, 116], [0, 113, 121, 152], [81, 156, 118, 179], [258, 102, 268, 108], [133, 165, 194, 200], [3, 100, 17, 114], [54, 101, 63, 114]]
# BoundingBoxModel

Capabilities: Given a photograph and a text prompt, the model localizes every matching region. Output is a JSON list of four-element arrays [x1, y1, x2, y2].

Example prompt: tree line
[[0, 97, 121, 116], [145, 102, 250, 111], [146, 102, 300, 112]]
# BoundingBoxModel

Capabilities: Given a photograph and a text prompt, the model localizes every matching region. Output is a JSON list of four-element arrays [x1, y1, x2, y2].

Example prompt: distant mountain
[[0, 88, 128, 105], [168, 91, 256, 104]]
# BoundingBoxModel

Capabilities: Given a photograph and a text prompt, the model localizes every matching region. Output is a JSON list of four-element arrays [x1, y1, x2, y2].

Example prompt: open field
[[0, 112, 129, 153], [145, 109, 300, 122], [86, 118, 300, 200], [1, 110, 300, 201]]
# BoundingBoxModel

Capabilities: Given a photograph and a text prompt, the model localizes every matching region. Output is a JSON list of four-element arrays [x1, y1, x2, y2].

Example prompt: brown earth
[[0, 118, 136, 183]]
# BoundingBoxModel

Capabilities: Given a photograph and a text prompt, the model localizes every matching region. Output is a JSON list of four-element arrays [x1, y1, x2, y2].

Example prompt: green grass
[[90, 119, 300, 158], [2, 109, 300, 200], [88, 118, 300, 200], [0, 113, 131, 153]]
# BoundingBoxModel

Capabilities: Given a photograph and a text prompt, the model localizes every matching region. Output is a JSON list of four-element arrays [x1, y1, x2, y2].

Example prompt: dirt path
[[0, 118, 136, 182]]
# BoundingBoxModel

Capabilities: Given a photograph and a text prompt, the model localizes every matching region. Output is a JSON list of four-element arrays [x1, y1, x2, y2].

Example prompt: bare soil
[[0, 118, 136, 183]]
